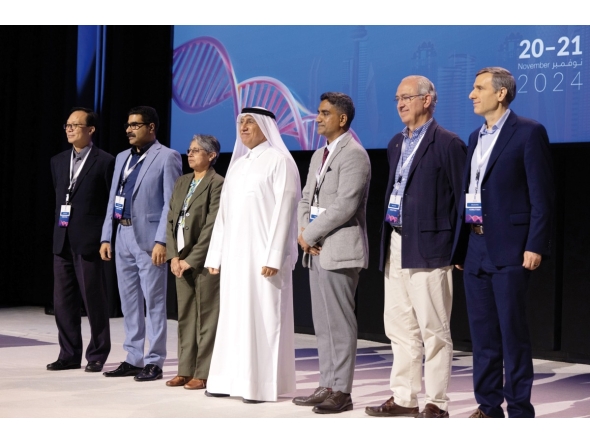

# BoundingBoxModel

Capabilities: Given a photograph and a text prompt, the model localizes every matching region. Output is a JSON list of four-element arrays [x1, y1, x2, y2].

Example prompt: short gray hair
[[191, 134, 221, 165], [476, 67, 516, 105], [402, 75, 437, 112]]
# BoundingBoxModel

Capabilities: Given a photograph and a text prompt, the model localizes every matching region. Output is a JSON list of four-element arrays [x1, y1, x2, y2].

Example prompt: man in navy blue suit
[[365, 76, 466, 418], [452, 67, 554, 418]]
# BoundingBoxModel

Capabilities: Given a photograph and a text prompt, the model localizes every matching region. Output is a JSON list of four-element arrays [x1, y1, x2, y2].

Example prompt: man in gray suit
[[294, 92, 371, 414]]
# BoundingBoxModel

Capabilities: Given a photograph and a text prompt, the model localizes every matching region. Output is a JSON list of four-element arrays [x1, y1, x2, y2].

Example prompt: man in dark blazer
[[452, 67, 554, 418], [365, 76, 466, 418], [48, 107, 114, 373]]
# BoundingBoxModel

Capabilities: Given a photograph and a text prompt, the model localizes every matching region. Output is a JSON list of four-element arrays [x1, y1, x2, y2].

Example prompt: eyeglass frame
[[124, 122, 151, 131], [394, 94, 426, 104], [63, 123, 88, 130], [186, 147, 209, 155]]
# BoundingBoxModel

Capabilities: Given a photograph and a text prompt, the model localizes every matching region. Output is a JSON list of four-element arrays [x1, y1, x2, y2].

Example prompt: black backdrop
[[1, 26, 589, 363]]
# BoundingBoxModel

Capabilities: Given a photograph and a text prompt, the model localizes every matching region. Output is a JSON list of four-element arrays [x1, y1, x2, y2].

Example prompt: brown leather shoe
[[312, 391, 353, 414], [469, 408, 491, 418], [365, 396, 419, 417], [417, 403, 449, 418], [184, 378, 207, 390], [166, 376, 192, 387], [292, 386, 332, 406]]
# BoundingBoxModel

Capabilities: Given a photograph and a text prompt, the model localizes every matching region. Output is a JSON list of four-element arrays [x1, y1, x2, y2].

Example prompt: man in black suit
[[452, 67, 554, 418], [48, 107, 114, 373], [365, 76, 466, 418]]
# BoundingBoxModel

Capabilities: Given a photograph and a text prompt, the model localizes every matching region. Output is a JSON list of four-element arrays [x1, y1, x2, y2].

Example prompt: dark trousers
[[53, 235, 111, 363], [463, 232, 534, 418]]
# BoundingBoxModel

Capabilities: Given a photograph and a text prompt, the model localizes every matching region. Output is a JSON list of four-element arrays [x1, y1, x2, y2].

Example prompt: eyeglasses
[[394, 94, 425, 104], [124, 122, 150, 130], [186, 148, 207, 155], [63, 123, 87, 130]]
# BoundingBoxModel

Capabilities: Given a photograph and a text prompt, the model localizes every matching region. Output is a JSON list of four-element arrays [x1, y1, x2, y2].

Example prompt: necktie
[[320, 147, 330, 171]]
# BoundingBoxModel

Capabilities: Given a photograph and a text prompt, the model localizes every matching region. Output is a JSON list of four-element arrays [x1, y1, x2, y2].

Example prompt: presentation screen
[[171, 25, 589, 152]]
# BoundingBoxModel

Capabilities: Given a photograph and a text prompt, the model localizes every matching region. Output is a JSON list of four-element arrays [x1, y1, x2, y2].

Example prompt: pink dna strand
[[172, 36, 360, 151]]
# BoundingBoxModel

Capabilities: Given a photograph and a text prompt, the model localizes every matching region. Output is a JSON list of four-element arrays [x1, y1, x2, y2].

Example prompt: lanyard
[[118, 151, 148, 194], [393, 132, 425, 194], [473, 128, 501, 196], [178, 178, 202, 227], [66, 147, 92, 204]]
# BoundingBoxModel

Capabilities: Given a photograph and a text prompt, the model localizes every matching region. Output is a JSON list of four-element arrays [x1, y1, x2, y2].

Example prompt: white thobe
[[204, 142, 297, 401]]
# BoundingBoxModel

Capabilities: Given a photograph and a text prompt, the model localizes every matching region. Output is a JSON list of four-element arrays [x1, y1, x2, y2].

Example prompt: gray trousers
[[309, 256, 360, 393]]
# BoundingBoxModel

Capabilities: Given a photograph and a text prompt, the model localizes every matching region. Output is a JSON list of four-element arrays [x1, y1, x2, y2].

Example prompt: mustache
[[127, 133, 136, 138]]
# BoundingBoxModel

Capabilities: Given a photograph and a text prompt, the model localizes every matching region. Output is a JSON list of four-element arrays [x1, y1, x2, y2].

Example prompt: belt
[[471, 224, 484, 235], [119, 218, 132, 226], [392, 226, 402, 235]]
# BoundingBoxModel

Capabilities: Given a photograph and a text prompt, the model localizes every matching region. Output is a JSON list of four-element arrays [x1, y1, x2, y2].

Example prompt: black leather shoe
[[47, 359, 81, 371], [312, 391, 353, 414], [293, 386, 332, 406], [103, 361, 142, 377], [134, 364, 163, 381], [85, 361, 104, 373], [243, 398, 265, 404], [205, 391, 230, 397]]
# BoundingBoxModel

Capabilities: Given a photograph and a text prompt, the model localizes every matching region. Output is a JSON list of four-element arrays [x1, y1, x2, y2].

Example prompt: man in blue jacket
[[452, 67, 554, 418], [100, 106, 182, 381]]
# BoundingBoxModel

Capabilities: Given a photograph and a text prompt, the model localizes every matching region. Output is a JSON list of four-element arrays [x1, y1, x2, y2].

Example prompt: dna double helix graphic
[[172, 36, 359, 151]]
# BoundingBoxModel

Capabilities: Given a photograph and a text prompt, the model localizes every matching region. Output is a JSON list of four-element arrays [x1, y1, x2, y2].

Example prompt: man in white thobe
[[205, 107, 300, 403]]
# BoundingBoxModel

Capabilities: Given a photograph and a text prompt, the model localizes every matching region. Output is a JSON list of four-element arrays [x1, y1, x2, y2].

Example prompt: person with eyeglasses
[[294, 92, 371, 414], [48, 107, 114, 373], [100, 106, 182, 382], [365, 76, 466, 418], [164, 135, 224, 391]]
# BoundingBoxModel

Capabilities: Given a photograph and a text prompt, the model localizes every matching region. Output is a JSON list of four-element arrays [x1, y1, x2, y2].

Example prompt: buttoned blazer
[[51, 146, 115, 256], [101, 141, 182, 252], [166, 168, 224, 271], [297, 132, 371, 270], [378, 120, 466, 270], [451, 111, 554, 267]]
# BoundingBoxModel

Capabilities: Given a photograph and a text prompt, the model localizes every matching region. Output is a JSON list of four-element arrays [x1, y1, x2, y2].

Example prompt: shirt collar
[[72, 142, 92, 160], [480, 109, 511, 136], [326, 131, 348, 151], [133, 140, 156, 156], [402, 118, 433, 140]]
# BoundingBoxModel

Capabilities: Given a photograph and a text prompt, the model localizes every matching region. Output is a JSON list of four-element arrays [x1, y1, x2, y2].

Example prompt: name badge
[[386, 195, 401, 224], [114, 195, 125, 220], [465, 193, 483, 224], [309, 206, 326, 223], [59, 205, 71, 227]]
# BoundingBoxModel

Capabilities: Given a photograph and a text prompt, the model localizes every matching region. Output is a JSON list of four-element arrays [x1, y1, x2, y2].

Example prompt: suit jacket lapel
[[134, 142, 160, 196], [406, 120, 437, 182], [481, 111, 517, 183], [186, 168, 215, 212], [70, 148, 98, 198], [317, 132, 350, 188], [464, 136, 477, 192]]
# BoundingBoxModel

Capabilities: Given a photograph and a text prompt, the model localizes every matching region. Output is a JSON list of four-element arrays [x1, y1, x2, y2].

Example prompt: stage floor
[[0, 306, 588, 419]]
